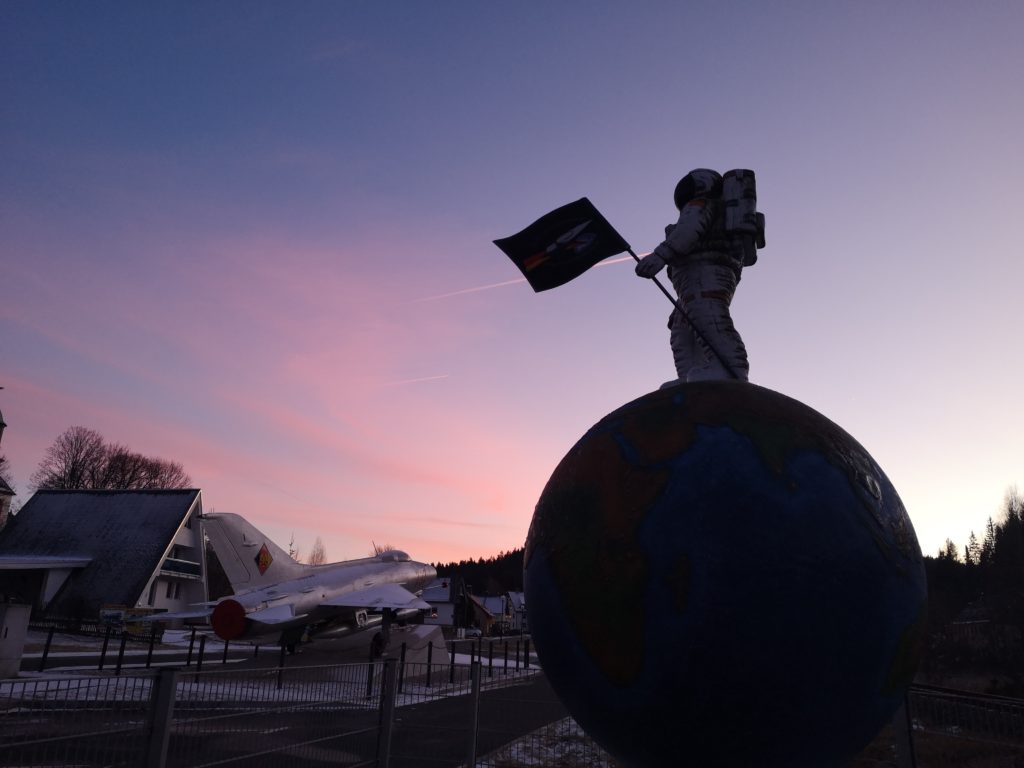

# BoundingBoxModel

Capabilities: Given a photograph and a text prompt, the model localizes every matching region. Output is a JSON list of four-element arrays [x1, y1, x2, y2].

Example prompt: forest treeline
[[434, 549, 525, 596], [926, 488, 1023, 621], [920, 488, 1023, 694], [433, 488, 1024, 609]]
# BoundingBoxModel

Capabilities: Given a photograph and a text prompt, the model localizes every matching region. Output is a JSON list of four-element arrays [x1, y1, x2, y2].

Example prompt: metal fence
[[895, 685, 1024, 768], [1, 654, 1021, 768], [909, 684, 1024, 745], [167, 662, 383, 768], [0, 674, 154, 766]]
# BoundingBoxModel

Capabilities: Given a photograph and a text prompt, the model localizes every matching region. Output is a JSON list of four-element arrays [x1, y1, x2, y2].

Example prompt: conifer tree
[[966, 531, 981, 565], [980, 517, 997, 567]]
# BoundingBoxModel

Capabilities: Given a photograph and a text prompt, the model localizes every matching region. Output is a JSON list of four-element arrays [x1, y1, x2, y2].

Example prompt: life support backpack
[[722, 169, 766, 267]]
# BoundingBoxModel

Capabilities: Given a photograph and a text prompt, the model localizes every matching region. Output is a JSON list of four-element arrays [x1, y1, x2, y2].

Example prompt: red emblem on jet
[[255, 543, 273, 575]]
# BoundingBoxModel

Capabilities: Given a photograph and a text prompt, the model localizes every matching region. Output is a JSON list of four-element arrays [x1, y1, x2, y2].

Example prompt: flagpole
[[626, 248, 741, 381]]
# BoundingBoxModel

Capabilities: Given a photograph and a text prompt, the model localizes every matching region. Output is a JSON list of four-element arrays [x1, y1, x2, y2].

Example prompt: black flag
[[493, 198, 631, 292]]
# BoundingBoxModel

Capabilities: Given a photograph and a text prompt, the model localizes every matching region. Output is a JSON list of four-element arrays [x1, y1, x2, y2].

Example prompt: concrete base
[[0, 604, 31, 678], [386, 624, 448, 665]]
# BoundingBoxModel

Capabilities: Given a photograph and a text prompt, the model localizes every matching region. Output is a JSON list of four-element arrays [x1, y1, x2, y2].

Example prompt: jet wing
[[247, 604, 308, 625], [126, 608, 213, 622], [321, 583, 431, 611]]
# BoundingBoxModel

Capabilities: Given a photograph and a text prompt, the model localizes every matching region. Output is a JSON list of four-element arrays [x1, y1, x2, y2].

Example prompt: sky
[[2, 2, 1022, 565]]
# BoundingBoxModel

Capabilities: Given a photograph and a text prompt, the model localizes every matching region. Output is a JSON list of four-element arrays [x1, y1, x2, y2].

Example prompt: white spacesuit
[[635, 168, 754, 384]]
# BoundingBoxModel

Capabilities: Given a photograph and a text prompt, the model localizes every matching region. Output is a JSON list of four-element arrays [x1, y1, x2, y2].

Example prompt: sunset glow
[[3, 4, 1022, 564]]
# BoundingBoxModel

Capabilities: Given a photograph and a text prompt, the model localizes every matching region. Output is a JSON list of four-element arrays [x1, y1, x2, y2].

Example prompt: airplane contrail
[[412, 278, 527, 303], [380, 374, 450, 387], [412, 254, 642, 303]]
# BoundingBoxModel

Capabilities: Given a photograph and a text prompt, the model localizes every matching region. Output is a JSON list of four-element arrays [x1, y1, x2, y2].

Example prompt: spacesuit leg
[[668, 313, 699, 384], [675, 261, 749, 382]]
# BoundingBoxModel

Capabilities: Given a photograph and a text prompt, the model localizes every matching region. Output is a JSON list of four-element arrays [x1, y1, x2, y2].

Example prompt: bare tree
[[30, 426, 191, 491], [152, 458, 190, 489], [308, 536, 328, 566], [287, 533, 302, 562], [371, 541, 397, 556], [30, 426, 106, 490]]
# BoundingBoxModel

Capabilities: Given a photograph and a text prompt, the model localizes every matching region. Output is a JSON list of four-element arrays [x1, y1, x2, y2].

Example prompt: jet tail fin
[[201, 513, 308, 592]]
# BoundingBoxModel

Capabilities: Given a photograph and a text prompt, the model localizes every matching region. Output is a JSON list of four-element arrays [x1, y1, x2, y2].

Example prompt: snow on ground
[[476, 717, 622, 768]]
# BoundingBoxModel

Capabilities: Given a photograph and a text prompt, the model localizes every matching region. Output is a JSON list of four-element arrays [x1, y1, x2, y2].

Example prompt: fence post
[[222, 639, 230, 665], [185, 628, 196, 666], [426, 641, 433, 687], [488, 641, 493, 678], [376, 658, 398, 768], [39, 626, 55, 672], [449, 641, 456, 684], [99, 625, 112, 670], [524, 638, 530, 669], [398, 642, 407, 693], [194, 635, 206, 683], [503, 641, 508, 675], [115, 632, 128, 675], [277, 644, 287, 691], [146, 624, 158, 669], [366, 644, 376, 699], [145, 667, 178, 768], [465, 661, 482, 768], [892, 695, 918, 768]]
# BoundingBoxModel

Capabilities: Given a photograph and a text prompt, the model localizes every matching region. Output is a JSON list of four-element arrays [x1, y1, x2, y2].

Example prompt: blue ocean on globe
[[524, 381, 927, 768]]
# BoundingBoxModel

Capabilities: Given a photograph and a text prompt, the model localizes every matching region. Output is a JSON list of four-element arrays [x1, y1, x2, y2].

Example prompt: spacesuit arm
[[653, 199, 717, 264]]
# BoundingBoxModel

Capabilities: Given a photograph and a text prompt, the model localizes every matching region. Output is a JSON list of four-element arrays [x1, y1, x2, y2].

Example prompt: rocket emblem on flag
[[255, 543, 273, 575], [522, 220, 597, 272]]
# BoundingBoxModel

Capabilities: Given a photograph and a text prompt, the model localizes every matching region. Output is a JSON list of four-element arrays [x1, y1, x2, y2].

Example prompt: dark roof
[[0, 490, 200, 616]]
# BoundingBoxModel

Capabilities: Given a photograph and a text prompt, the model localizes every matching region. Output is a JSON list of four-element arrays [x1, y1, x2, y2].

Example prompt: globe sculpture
[[524, 381, 927, 768]]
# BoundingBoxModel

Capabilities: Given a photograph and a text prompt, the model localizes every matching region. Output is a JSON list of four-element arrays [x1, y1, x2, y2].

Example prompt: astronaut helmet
[[674, 168, 723, 209]]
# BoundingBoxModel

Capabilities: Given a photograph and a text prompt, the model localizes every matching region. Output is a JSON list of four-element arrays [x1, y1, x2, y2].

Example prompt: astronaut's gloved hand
[[635, 253, 666, 278]]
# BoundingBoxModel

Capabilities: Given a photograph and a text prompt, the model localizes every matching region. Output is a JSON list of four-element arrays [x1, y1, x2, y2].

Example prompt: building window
[[165, 581, 180, 600], [147, 581, 158, 606]]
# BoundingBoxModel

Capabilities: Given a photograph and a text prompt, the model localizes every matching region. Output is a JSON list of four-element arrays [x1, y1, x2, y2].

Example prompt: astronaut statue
[[635, 168, 765, 386]]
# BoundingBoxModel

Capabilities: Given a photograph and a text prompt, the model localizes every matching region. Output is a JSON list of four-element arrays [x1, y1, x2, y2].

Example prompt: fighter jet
[[154, 512, 436, 649]]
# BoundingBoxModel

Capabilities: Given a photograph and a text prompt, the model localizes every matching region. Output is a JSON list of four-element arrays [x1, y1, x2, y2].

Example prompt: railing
[[1, 651, 1021, 768], [0, 673, 155, 767], [909, 684, 1024, 746], [168, 663, 383, 768]]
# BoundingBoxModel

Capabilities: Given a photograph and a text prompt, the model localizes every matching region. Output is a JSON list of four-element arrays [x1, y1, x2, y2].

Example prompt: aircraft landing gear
[[370, 632, 385, 658], [371, 608, 398, 658]]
